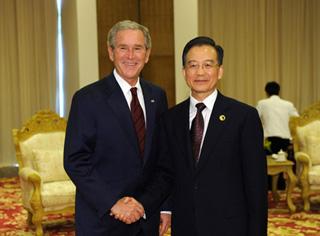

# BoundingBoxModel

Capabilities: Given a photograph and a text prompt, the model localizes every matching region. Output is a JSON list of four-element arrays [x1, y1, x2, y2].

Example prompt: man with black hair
[[256, 81, 299, 190], [113, 36, 268, 236], [257, 81, 299, 154]]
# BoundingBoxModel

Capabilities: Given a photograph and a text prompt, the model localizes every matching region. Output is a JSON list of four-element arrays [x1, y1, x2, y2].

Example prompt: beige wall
[[62, 0, 99, 116], [61, 0, 100, 116], [173, 0, 198, 103], [73, 0, 194, 104], [75, 0, 99, 87]]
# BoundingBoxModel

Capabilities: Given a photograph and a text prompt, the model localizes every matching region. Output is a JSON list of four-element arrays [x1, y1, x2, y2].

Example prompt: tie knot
[[130, 87, 138, 96], [196, 103, 206, 112]]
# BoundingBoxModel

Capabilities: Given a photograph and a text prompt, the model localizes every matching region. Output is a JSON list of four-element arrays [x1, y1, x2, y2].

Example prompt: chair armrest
[[295, 151, 311, 184], [295, 151, 311, 167], [18, 167, 43, 211], [19, 167, 41, 183]]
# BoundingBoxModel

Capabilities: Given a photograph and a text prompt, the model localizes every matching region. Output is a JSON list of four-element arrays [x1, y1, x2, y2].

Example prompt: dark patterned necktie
[[190, 103, 206, 163], [130, 87, 145, 157]]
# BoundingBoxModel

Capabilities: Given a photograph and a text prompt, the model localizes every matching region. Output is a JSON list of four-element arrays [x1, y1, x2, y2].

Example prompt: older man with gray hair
[[64, 20, 170, 236]]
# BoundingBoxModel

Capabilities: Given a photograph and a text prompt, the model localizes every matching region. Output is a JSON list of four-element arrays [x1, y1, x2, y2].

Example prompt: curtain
[[0, 0, 57, 166], [199, 0, 320, 111]]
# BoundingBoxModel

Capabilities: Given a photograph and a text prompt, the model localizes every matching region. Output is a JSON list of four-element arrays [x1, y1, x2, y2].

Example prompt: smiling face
[[183, 45, 223, 101], [108, 29, 151, 86]]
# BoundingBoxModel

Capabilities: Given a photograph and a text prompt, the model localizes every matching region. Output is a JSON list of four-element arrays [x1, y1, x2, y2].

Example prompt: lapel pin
[[219, 115, 226, 121], [150, 99, 155, 103]]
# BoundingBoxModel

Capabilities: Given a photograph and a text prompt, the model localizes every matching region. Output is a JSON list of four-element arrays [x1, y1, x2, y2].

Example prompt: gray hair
[[107, 20, 152, 49]]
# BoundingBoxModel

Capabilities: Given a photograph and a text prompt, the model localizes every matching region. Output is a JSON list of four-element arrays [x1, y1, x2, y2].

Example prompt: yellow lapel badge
[[219, 115, 226, 121]]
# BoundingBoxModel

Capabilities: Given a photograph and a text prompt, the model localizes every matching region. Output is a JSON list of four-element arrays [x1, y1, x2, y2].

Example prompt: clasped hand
[[110, 197, 145, 224]]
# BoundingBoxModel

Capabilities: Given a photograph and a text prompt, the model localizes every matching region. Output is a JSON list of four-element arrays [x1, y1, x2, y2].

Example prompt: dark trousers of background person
[[265, 136, 293, 190]]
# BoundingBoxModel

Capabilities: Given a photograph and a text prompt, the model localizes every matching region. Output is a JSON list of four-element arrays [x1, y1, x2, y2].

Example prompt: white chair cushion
[[41, 180, 76, 211], [297, 120, 320, 152], [19, 132, 65, 167], [305, 136, 320, 165], [309, 165, 320, 185], [32, 149, 69, 182]]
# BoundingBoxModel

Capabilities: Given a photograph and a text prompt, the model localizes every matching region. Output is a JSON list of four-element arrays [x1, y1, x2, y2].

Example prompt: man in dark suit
[[113, 36, 268, 236], [64, 20, 170, 236]]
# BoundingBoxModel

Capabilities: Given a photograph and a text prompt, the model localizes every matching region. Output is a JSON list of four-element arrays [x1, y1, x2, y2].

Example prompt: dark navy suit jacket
[[64, 73, 168, 236], [139, 92, 268, 236]]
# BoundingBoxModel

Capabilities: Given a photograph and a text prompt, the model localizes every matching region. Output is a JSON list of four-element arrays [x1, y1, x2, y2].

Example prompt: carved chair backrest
[[12, 110, 66, 168], [290, 102, 320, 164]]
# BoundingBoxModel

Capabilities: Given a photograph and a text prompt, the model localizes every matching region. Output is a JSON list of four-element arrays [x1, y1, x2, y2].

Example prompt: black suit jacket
[[140, 92, 268, 236], [64, 73, 168, 236]]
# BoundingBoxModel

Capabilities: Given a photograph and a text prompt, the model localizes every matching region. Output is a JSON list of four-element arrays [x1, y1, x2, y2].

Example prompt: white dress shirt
[[113, 69, 147, 125], [256, 95, 299, 139], [189, 90, 218, 156]]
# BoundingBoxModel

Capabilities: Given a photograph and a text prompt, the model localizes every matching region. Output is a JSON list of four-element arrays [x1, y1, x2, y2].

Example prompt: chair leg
[[299, 168, 311, 211], [32, 210, 44, 236], [300, 179, 310, 211]]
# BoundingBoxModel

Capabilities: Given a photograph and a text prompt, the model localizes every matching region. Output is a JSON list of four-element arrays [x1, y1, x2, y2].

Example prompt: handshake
[[110, 196, 171, 235], [110, 196, 145, 224]]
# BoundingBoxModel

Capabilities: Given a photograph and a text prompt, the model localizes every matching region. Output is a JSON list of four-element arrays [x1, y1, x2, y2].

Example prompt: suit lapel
[[141, 80, 156, 163], [102, 75, 140, 155], [196, 92, 228, 173], [174, 99, 196, 172]]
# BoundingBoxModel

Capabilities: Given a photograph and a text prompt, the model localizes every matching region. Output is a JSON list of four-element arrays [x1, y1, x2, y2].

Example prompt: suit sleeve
[[240, 108, 268, 236], [64, 91, 113, 218], [158, 90, 172, 213], [138, 115, 174, 217]]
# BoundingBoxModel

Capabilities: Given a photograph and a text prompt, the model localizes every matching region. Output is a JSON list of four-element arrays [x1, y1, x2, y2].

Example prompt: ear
[[144, 48, 151, 63], [107, 46, 114, 62], [182, 67, 186, 78], [218, 66, 224, 80], [182, 67, 189, 83]]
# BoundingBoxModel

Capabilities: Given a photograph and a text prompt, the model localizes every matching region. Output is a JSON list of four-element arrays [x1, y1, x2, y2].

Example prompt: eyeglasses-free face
[[183, 45, 223, 101], [108, 29, 151, 86]]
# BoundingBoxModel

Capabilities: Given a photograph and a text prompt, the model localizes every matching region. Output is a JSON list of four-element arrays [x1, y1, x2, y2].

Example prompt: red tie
[[130, 87, 145, 157], [190, 103, 206, 163]]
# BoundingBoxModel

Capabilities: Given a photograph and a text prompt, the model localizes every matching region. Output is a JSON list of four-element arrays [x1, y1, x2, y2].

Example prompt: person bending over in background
[[256, 81, 299, 189]]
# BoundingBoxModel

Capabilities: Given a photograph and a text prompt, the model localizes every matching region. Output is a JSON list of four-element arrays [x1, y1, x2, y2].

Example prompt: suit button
[[194, 185, 198, 190]]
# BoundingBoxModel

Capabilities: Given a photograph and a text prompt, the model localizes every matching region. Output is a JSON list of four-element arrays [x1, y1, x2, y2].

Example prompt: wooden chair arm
[[19, 167, 43, 212], [295, 151, 311, 170], [294, 151, 310, 185], [294, 151, 311, 211], [19, 167, 41, 184], [295, 151, 311, 164]]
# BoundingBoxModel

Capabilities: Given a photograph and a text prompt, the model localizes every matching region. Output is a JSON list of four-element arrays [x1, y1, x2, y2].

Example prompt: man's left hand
[[159, 213, 171, 236]]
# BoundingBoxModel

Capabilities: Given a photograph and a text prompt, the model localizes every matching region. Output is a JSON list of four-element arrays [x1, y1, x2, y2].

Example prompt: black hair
[[182, 36, 224, 67], [265, 81, 280, 96]]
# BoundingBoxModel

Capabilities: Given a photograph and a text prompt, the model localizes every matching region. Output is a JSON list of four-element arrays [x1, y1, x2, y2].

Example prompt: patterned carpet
[[1, 177, 320, 235], [267, 191, 320, 236]]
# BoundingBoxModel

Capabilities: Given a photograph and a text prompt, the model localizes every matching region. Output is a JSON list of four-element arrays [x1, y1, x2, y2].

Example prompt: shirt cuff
[[160, 211, 172, 215]]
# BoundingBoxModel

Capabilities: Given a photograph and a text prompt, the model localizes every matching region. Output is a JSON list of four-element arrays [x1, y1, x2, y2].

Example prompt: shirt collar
[[190, 89, 218, 112], [113, 69, 142, 94], [270, 95, 280, 99]]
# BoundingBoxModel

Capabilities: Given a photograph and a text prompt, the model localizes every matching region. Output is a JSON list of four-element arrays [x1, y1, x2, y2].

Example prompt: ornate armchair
[[289, 102, 320, 211], [12, 110, 75, 236]]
